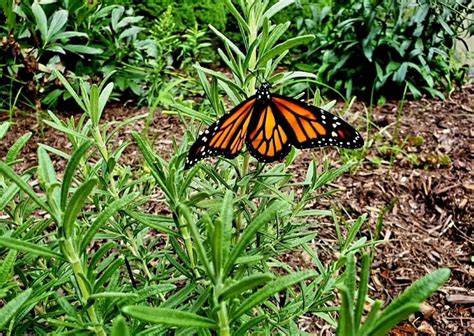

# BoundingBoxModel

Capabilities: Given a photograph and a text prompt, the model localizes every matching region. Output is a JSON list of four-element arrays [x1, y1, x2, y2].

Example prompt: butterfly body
[[185, 84, 363, 169]]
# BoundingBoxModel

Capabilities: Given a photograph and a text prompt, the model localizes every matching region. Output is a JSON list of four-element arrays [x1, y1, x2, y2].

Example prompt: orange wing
[[272, 95, 363, 150], [185, 97, 256, 168], [246, 101, 292, 162]]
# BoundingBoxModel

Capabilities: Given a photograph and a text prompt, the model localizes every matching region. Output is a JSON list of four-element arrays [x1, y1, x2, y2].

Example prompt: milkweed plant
[[0, 1, 450, 335]]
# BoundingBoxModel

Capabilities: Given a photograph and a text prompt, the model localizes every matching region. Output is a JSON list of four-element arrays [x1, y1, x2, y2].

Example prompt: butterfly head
[[256, 83, 271, 101]]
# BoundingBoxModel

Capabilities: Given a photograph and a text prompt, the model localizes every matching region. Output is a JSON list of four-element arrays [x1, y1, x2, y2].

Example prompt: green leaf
[[367, 304, 421, 336], [6, 132, 32, 164], [63, 178, 97, 239], [178, 203, 214, 279], [90, 292, 138, 300], [47, 9, 68, 40], [42, 119, 89, 141], [80, 193, 138, 251], [382, 268, 450, 317], [219, 273, 275, 301], [0, 236, 65, 261], [31, 2, 48, 41], [37, 146, 60, 212], [234, 315, 267, 336], [438, 16, 454, 36], [224, 201, 286, 276], [53, 70, 86, 112], [60, 141, 93, 210], [261, 0, 295, 24], [222, 0, 248, 33], [0, 122, 10, 140], [89, 84, 100, 125], [354, 253, 371, 330], [98, 82, 114, 121], [63, 44, 103, 55], [257, 35, 315, 67], [219, 190, 234, 269], [0, 250, 17, 285], [0, 174, 31, 211], [209, 25, 245, 60], [112, 315, 130, 336], [344, 252, 356, 305], [358, 300, 382, 334], [122, 307, 217, 329], [0, 162, 52, 217], [336, 286, 354, 336], [0, 289, 32, 329], [231, 270, 317, 321]]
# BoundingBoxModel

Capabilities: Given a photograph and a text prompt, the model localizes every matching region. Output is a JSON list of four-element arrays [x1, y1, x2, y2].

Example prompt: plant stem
[[93, 126, 119, 197], [235, 3, 259, 241], [215, 277, 230, 336], [63, 239, 106, 336], [217, 301, 231, 336]]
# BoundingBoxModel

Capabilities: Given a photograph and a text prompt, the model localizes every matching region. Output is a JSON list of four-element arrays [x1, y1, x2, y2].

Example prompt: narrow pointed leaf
[[122, 306, 217, 329], [367, 304, 421, 336], [0, 289, 32, 329], [63, 178, 97, 238], [354, 253, 371, 330], [0, 236, 65, 260], [81, 193, 138, 251], [60, 140, 93, 210], [0, 122, 10, 139], [178, 203, 214, 279], [336, 286, 354, 336], [112, 315, 130, 336], [382, 268, 450, 317], [257, 35, 315, 67], [6, 132, 32, 163], [224, 201, 286, 276], [219, 273, 274, 301], [0, 250, 17, 285], [0, 162, 52, 215], [231, 270, 317, 321]]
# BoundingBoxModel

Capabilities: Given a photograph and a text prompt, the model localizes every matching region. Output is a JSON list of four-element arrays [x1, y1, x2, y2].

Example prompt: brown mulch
[[1, 87, 473, 335]]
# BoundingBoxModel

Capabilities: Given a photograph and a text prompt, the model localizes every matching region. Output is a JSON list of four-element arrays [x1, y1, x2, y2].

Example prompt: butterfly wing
[[271, 94, 364, 149], [245, 100, 293, 162], [185, 97, 256, 169]]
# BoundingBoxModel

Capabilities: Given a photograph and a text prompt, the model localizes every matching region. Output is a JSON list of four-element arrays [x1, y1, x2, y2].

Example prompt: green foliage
[[295, 0, 473, 100], [0, 1, 450, 335], [115, 0, 228, 32], [0, 1, 213, 112], [337, 253, 450, 336]]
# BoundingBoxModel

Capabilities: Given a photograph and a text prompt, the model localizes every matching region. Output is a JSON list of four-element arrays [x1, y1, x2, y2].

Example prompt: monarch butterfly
[[185, 83, 363, 169]]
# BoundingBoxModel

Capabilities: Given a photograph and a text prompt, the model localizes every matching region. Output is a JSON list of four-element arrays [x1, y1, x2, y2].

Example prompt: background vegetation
[[0, 0, 471, 334]]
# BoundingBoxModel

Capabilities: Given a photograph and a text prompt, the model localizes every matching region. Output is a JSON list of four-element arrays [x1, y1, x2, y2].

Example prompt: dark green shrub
[[106, 0, 228, 32], [0, 1, 212, 111], [295, 0, 473, 100]]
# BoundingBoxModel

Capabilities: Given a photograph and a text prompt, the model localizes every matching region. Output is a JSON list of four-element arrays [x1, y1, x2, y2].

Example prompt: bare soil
[[1, 87, 472, 335]]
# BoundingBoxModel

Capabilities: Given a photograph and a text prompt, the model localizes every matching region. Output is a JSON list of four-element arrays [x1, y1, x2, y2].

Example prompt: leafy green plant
[[295, 0, 473, 100], [337, 252, 450, 336], [0, 1, 451, 335]]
